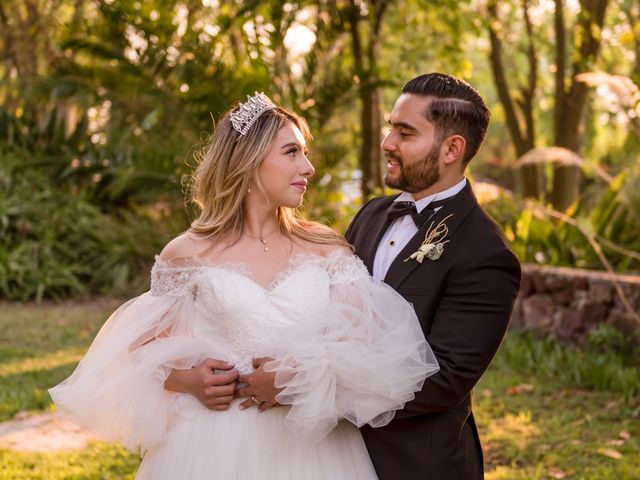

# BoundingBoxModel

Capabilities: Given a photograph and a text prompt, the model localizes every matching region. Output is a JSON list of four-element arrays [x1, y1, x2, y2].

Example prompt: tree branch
[[487, 1, 527, 156], [521, 0, 537, 148], [527, 199, 640, 326], [553, 0, 566, 143], [555, 0, 608, 149], [347, 0, 364, 75], [372, 0, 391, 36]]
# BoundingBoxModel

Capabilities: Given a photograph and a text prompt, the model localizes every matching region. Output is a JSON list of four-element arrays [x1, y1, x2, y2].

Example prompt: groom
[[345, 73, 521, 479]]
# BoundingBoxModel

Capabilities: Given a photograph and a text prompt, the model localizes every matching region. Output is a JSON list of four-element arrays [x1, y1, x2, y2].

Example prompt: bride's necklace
[[243, 228, 278, 253]]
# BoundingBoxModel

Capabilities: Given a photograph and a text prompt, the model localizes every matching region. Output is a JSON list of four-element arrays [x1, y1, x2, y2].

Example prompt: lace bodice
[[150, 251, 369, 297], [149, 251, 370, 371]]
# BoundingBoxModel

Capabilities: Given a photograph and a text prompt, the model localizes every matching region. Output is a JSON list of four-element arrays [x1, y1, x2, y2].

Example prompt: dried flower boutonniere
[[404, 214, 453, 263]]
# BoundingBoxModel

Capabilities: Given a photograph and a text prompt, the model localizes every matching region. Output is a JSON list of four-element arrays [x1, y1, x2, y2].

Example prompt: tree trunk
[[487, 0, 541, 198], [550, 0, 609, 211], [359, 84, 383, 201], [347, 0, 385, 202], [370, 86, 383, 193]]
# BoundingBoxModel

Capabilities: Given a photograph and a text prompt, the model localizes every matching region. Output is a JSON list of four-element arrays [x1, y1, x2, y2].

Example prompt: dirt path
[[0, 412, 97, 452]]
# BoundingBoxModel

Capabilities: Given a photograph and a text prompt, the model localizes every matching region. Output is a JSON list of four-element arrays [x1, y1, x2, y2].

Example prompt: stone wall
[[511, 265, 640, 344]]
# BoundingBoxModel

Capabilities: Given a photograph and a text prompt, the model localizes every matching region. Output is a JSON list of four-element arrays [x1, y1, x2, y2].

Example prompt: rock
[[529, 270, 547, 293], [613, 292, 640, 314], [545, 274, 570, 291], [553, 308, 582, 340], [588, 279, 614, 304], [571, 290, 590, 310], [571, 275, 589, 290], [522, 294, 555, 332], [613, 287, 640, 311], [579, 302, 610, 328], [551, 288, 574, 306], [517, 266, 640, 343], [607, 308, 640, 345]]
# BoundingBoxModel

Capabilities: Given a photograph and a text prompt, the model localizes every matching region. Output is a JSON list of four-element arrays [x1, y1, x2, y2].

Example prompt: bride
[[49, 93, 439, 479]]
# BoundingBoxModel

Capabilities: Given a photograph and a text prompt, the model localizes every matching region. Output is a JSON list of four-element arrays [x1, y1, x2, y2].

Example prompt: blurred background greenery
[[1, 3, 638, 477], [1, 0, 639, 301]]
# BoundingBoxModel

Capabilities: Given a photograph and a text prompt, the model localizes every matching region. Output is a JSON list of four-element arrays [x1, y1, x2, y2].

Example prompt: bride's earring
[[247, 187, 251, 194]]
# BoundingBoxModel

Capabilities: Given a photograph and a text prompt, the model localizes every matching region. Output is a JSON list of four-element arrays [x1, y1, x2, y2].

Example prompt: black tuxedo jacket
[[345, 182, 521, 480]]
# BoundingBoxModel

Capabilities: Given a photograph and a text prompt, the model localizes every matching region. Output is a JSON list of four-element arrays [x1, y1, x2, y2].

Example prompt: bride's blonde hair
[[189, 103, 349, 248]]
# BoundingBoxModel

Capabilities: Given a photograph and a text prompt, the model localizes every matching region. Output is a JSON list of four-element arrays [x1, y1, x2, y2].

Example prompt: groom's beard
[[384, 143, 441, 193]]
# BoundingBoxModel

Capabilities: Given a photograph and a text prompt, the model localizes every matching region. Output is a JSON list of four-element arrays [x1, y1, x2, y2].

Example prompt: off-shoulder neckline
[[154, 249, 350, 269], [152, 250, 356, 292]]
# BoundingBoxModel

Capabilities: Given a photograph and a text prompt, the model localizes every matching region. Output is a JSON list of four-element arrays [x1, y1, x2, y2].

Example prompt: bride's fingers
[[252, 357, 274, 369], [235, 385, 251, 397], [202, 359, 234, 371], [205, 395, 234, 409], [239, 396, 260, 410], [258, 399, 277, 412], [204, 384, 236, 398], [206, 370, 239, 386]]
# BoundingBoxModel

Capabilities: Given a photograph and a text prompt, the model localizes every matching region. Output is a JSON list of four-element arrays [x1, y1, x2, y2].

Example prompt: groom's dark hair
[[402, 73, 490, 165]]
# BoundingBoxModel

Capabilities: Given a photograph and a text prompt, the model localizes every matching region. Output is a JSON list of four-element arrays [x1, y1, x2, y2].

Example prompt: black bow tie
[[386, 199, 448, 227]]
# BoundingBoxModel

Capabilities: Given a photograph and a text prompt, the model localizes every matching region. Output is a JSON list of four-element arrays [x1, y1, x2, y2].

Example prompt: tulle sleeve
[[264, 252, 439, 441], [48, 258, 224, 454]]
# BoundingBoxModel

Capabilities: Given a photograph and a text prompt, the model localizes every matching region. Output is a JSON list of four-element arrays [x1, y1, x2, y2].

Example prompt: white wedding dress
[[50, 251, 438, 479]]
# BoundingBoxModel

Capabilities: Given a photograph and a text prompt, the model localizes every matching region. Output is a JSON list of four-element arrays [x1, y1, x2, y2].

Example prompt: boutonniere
[[404, 214, 453, 263]]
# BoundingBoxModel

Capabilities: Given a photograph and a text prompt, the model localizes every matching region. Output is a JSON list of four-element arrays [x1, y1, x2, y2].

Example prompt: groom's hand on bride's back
[[164, 358, 239, 411]]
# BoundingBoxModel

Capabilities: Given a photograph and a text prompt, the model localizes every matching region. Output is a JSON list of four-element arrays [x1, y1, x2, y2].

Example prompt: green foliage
[[493, 326, 640, 401], [477, 348, 640, 479], [0, 442, 139, 479], [1, 0, 639, 299], [0, 146, 186, 301], [484, 167, 640, 273], [0, 0, 353, 301], [0, 302, 115, 420]]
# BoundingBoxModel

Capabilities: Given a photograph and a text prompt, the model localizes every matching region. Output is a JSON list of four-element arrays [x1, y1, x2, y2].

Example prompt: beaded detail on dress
[[150, 259, 202, 298]]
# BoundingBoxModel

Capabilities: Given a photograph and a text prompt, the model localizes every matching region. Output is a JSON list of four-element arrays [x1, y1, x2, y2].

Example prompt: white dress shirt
[[372, 178, 467, 280]]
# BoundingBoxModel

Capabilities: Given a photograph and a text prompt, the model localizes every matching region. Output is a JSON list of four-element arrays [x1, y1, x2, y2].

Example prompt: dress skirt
[[137, 398, 378, 480]]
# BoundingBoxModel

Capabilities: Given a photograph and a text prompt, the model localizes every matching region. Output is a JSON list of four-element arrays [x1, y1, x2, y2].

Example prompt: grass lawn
[[0, 301, 638, 479]]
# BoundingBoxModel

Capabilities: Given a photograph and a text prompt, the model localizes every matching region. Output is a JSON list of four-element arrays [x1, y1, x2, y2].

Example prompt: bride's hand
[[237, 357, 282, 412], [165, 358, 239, 411]]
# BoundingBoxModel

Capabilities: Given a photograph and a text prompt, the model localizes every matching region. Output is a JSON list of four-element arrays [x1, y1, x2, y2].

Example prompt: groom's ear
[[442, 135, 466, 167]]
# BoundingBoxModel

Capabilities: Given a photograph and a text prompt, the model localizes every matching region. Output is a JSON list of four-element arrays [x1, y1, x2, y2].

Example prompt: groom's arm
[[394, 247, 521, 419]]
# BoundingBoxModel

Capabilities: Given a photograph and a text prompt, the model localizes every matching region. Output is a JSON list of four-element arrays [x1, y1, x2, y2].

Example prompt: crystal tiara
[[230, 92, 276, 136]]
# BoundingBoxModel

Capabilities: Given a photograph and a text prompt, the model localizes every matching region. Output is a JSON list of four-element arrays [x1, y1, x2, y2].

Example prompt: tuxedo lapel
[[383, 182, 478, 290], [358, 197, 398, 273]]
